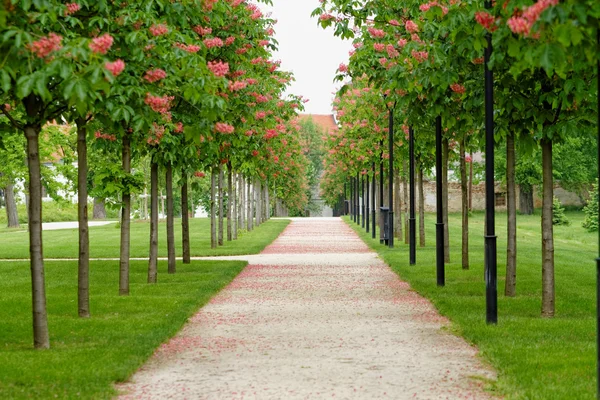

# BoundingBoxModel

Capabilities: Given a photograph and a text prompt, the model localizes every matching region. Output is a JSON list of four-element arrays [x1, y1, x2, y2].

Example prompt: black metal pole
[[344, 180, 347, 215], [436, 116, 445, 286], [379, 142, 384, 243], [366, 174, 370, 233], [484, 1, 498, 325], [388, 107, 394, 248], [596, 26, 599, 400], [353, 177, 357, 222], [356, 173, 360, 224], [409, 126, 416, 265], [361, 176, 365, 228], [372, 162, 376, 238]]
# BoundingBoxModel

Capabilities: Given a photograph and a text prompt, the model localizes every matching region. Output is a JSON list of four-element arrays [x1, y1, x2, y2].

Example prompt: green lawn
[[0, 218, 290, 259], [0, 259, 247, 399], [346, 211, 596, 400]]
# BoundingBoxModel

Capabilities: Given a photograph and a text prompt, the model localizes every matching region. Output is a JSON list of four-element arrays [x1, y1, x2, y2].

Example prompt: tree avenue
[[0, 1, 312, 349], [313, 0, 599, 317]]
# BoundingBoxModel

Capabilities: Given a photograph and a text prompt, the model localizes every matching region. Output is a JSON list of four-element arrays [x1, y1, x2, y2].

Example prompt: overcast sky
[[262, 1, 350, 115]]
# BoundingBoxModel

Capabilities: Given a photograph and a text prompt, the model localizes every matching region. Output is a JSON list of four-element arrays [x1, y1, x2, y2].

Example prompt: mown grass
[[346, 211, 596, 400], [0, 259, 247, 399], [0, 218, 290, 259]]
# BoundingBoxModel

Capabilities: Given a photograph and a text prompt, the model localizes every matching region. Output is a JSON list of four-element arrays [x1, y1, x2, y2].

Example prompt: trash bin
[[344, 200, 350, 215], [380, 206, 389, 243]]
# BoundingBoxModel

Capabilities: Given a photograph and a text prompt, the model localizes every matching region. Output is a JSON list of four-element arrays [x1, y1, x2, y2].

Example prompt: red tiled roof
[[298, 114, 337, 134]]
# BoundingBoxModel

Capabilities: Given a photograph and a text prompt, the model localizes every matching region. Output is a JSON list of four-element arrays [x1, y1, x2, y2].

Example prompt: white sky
[[262, 1, 350, 115]]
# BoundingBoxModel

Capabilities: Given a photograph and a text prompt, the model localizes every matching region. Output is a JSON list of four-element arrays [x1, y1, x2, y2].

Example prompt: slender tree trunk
[[160, 189, 165, 218], [403, 160, 409, 244], [505, 132, 517, 295], [93, 198, 106, 219], [265, 181, 269, 221], [5, 182, 19, 227], [394, 170, 402, 239], [460, 137, 469, 270], [442, 138, 450, 263], [166, 164, 176, 274], [233, 173, 238, 240], [418, 166, 425, 247], [541, 139, 554, 317], [255, 179, 261, 227], [520, 186, 534, 215], [76, 118, 90, 318], [247, 178, 253, 231], [119, 134, 131, 296], [24, 124, 49, 349], [218, 165, 224, 246], [241, 176, 246, 231], [181, 170, 190, 264], [210, 168, 217, 249], [227, 165, 233, 241], [148, 160, 158, 283], [468, 153, 474, 212]]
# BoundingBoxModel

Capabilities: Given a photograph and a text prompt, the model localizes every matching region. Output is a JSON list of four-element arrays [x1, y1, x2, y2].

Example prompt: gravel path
[[117, 218, 495, 399]]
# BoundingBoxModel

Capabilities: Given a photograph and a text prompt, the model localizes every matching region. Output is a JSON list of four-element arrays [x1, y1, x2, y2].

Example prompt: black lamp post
[[409, 126, 416, 265], [379, 141, 385, 244], [361, 176, 365, 228], [436, 116, 445, 286], [366, 174, 370, 233], [372, 162, 376, 239], [388, 103, 395, 248], [595, 26, 599, 400], [356, 172, 360, 225], [484, 0, 497, 325]]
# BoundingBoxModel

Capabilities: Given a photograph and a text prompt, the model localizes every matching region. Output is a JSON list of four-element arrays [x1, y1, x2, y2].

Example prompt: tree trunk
[[166, 164, 176, 274], [119, 134, 131, 296], [5, 182, 19, 228], [403, 160, 409, 244], [210, 168, 217, 249], [76, 118, 90, 318], [181, 171, 190, 264], [24, 124, 50, 349], [247, 178, 253, 231], [520, 186, 534, 215], [218, 165, 224, 246], [148, 160, 158, 283], [93, 198, 106, 219], [468, 153, 474, 211], [442, 138, 450, 263], [227, 165, 233, 241], [541, 139, 554, 317], [418, 166, 425, 247], [394, 170, 402, 239], [265, 181, 269, 221], [255, 179, 261, 227], [233, 172, 238, 240], [460, 137, 469, 270], [505, 132, 517, 295], [240, 176, 245, 233]]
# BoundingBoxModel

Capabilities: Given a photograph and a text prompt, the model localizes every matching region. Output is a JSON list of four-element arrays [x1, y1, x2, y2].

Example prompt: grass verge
[[345, 211, 596, 400], [0, 218, 290, 259], [0, 259, 247, 399]]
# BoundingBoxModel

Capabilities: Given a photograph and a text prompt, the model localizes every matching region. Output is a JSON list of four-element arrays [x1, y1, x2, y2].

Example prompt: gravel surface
[[117, 218, 496, 399]]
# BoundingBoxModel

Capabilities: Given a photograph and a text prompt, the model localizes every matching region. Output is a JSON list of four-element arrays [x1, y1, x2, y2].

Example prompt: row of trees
[[313, 0, 599, 317], [0, 1, 312, 349]]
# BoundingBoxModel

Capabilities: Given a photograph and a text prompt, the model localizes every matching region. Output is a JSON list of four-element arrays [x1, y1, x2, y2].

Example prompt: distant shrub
[[583, 181, 598, 232]]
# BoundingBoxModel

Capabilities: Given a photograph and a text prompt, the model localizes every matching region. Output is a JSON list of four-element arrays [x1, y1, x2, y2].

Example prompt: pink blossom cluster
[[472, 57, 484, 64], [203, 0, 218, 11], [255, 111, 266, 119], [194, 171, 206, 178], [465, 154, 473, 163], [193, 26, 212, 36], [89, 34, 113, 55], [252, 150, 259, 157], [251, 57, 265, 65], [147, 123, 165, 145], [508, 0, 558, 35], [367, 27, 386, 38], [411, 50, 429, 62], [230, 0, 244, 6], [246, 3, 263, 19], [29, 33, 62, 58], [389, 19, 400, 26], [144, 68, 167, 83], [215, 122, 235, 134], [397, 38, 408, 47], [144, 93, 174, 114], [420, 1, 449, 14], [2, 104, 11, 112], [105, 60, 125, 76], [405, 20, 419, 33], [203, 37, 224, 48], [149, 24, 169, 37], [386, 44, 399, 58], [264, 129, 279, 139], [258, 40, 269, 47], [246, 78, 258, 85], [208, 60, 229, 77], [229, 80, 248, 91], [65, 3, 80, 16], [319, 13, 335, 22], [231, 70, 246, 78], [174, 122, 184, 133], [174, 43, 201, 53], [95, 131, 117, 141], [450, 83, 466, 94], [338, 63, 348, 72], [225, 36, 236, 45], [475, 11, 497, 31], [373, 43, 385, 52]]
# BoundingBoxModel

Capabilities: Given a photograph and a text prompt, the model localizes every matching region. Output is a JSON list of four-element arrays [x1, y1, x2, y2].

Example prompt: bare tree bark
[[265, 181, 269, 221], [5, 182, 19, 227], [234, 173, 239, 240], [93, 198, 106, 219], [403, 160, 409, 244], [227, 164, 233, 241], [255, 178, 261, 227], [25, 123, 49, 349], [418, 166, 425, 247], [247, 178, 253, 231], [166, 164, 176, 274], [148, 160, 158, 283], [519, 186, 534, 215], [76, 118, 90, 318], [459, 137, 469, 270], [394, 169, 402, 240], [541, 139, 554, 317], [181, 171, 190, 264], [468, 153, 474, 212], [119, 134, 131, 296], [218, 165, 224, 246], [442, 138, 450, 263], [210, 168, 217, 249], [240, 175, 245, 233], [505, 132, 517, 295]]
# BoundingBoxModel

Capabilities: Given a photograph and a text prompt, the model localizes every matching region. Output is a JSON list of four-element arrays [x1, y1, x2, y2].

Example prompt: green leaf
[[16, 75, 34, 99], [0, 70, 11, 92]]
